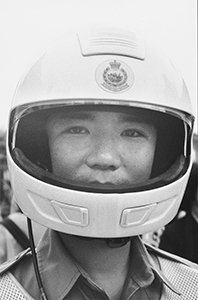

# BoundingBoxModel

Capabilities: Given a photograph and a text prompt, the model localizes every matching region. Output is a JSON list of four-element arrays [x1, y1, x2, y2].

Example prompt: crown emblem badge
[[95, 59, 134, 93]]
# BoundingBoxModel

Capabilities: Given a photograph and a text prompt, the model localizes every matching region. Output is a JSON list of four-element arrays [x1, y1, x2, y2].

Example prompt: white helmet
[[7, 27, 194, 238]]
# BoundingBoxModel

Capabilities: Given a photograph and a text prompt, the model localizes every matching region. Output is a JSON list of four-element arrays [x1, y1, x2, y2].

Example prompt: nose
[[86, 136, 121, 171]]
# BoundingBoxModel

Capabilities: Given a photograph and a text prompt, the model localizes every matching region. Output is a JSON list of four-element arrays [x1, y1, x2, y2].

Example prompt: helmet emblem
[[95, 59, 134, 93]]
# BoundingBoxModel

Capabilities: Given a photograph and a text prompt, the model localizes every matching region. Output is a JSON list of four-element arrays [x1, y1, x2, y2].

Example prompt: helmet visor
[[9, 100, 193, 193]]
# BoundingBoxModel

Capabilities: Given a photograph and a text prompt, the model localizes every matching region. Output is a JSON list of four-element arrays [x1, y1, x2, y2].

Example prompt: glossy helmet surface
[[7, 27, 194, 238]]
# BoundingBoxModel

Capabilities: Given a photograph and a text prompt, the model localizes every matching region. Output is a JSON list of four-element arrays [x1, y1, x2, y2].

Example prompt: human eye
[[65, 126, 89, 134], [121, 129, 144, 138]]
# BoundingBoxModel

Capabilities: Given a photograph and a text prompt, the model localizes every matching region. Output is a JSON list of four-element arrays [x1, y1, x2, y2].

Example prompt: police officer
[[0, 25, 197, 299]]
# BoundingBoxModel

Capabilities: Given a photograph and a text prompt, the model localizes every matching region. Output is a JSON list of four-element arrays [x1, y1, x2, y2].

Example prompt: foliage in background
[[0, 131, 12, 219]]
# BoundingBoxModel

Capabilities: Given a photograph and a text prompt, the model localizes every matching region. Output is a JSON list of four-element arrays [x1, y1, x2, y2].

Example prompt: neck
[[59, 233, 131, 299]]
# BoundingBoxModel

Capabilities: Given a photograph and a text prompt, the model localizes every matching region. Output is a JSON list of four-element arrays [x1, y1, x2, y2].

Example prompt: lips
[[77, 177, 132, 189], [61, 170, 132, 189], [89, 181, 116, 188], [90, 180, 115, 185]]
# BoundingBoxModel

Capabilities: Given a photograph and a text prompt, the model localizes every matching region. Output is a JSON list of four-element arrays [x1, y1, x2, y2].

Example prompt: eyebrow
[[52, 111, 150, 124], [118, 113, 149, 124], [67, 112, 95, 120], [52, 111, 95, 122]]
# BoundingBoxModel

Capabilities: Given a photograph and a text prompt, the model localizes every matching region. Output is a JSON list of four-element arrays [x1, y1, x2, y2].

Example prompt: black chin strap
[[75, 235, 133, 248], [106, 237, 133, 248], [27, 218, 48, 300]]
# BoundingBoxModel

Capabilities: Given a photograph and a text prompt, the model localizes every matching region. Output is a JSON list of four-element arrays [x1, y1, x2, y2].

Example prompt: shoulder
[[7, 212, 28, 235], [0, 248, 32, 276], [145, 242, 198, 269], [0, 249, 35, 300], [145, 243, 198, 299]]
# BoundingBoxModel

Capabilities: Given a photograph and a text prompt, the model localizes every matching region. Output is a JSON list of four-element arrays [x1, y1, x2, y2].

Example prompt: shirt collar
[[37, 229, 180, 300], [37, 229, 81, 300], [133, 236, 181, 295]]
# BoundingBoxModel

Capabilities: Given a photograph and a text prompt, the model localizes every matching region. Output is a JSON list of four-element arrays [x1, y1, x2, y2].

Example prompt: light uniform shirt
[[8, 229, 181, 300], [0, 223, 23, 264], [0, 213, 46, 264]]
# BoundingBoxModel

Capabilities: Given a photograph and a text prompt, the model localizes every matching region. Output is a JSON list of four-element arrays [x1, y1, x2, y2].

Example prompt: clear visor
[[9, 100, 193, 193]]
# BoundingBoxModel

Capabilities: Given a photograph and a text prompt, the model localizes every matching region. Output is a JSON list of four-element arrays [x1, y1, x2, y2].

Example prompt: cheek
[[123, 142, 156, 180], [49, 142, 84, 176]]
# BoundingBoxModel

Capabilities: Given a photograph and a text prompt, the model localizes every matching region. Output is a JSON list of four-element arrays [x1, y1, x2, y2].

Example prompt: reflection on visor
[[11, 100, 194, 129]]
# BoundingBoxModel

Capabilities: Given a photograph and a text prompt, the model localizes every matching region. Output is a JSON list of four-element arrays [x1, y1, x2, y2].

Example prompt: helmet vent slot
[[89, 37, 138, 49], [78, 29, 145, 59]]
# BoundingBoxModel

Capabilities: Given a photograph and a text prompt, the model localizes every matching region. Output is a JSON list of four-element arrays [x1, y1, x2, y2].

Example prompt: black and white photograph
[[0, 1, 197, 299]]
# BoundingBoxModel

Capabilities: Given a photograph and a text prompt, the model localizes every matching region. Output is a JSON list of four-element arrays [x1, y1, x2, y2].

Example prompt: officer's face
[[46, 107, 157, 190]]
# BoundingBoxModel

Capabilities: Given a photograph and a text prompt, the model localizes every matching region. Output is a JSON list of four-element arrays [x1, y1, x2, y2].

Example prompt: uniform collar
[[37, 229, 180, 300], [37, 229, 81, 300], [132, 236, 181, 295]]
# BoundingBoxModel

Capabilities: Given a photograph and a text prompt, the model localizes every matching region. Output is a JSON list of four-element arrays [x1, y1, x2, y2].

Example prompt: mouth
[[56, 174, 132, 191], [48, 173, 136, 193], [89, 181, 116, 189], [83, 179, 133, 191]]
